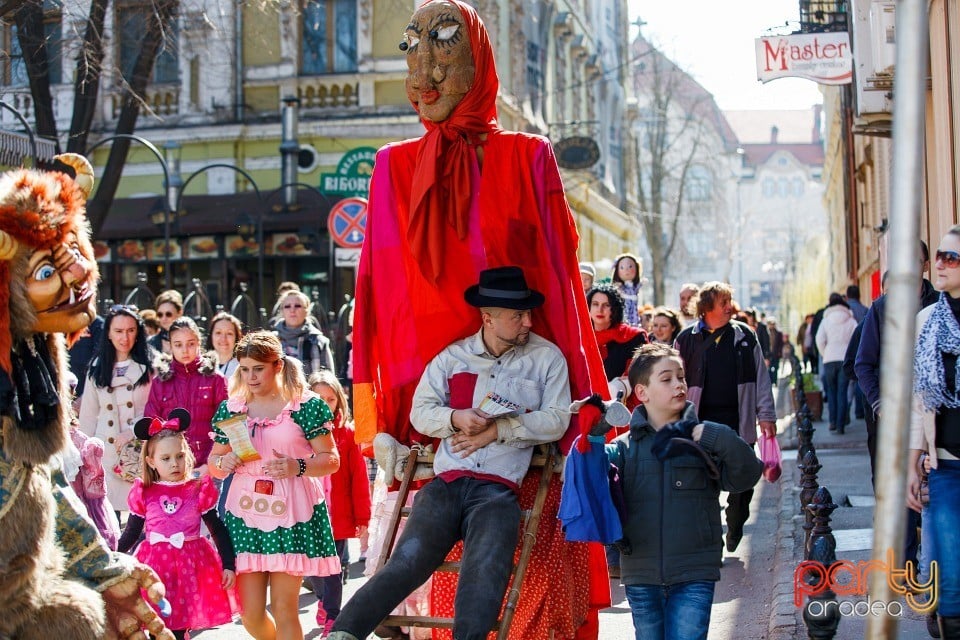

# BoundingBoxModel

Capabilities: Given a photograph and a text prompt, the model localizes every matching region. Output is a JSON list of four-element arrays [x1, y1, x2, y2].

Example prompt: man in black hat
[[329, 266, 571, 640]]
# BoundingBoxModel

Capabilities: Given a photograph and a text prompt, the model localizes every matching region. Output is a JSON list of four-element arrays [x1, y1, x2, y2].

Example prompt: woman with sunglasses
[[274, 290, 334, 377], [78, 305, 155, 526], [909, 230, 960, 638], [145, 316, 228, 471], [148, 289, 185, 355]]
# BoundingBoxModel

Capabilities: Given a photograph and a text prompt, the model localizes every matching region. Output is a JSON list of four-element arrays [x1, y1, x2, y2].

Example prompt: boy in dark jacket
[[586, 343, 763, 640]]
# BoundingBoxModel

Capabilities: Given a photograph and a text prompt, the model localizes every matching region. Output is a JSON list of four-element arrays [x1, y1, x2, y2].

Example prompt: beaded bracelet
[[296, 458, 307, 477]]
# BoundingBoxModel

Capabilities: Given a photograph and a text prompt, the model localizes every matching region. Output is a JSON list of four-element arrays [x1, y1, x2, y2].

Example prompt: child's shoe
[[323, 618, 336, 637]]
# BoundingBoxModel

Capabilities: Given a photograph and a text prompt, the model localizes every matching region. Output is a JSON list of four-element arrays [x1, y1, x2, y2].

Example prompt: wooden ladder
[[373, 444, 558, 639]]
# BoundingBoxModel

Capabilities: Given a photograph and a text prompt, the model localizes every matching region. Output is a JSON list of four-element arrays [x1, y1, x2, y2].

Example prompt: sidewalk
[[768, 411, 931, 639]]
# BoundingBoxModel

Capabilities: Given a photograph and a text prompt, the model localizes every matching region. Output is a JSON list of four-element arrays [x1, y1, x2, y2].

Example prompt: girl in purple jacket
[[144, 317, 228, 471]]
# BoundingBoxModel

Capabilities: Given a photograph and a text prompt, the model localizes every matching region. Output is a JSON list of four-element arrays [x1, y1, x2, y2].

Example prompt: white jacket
[[78, 361, 152, 508], [815, 304, 858, 364]]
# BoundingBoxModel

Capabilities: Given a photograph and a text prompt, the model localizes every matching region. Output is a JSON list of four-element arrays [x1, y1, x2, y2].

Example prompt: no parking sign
[[327, 197, 367, 249]]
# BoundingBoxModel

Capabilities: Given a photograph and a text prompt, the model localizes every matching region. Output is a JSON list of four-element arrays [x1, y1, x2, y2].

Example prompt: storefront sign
[[320, 147, 377, 198], [756, 32, 852, 85]]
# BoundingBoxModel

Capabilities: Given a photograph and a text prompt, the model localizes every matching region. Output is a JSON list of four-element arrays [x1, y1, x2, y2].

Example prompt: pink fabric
[[144, 358, 228, 466], [69, 428, 119, 549], [235, 552, 341, 576], [223, 397, 328, 532], [128, 476, 237, 630]]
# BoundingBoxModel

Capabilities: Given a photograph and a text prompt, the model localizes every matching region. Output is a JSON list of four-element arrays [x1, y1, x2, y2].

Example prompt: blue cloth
[[558, 435, 623, 544], [822, 361, 850, 429], [624, 580, 715, 640], [928, 460, 960, 616]]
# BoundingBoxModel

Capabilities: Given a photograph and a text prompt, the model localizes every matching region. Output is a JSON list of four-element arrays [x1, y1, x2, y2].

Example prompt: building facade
[[0, 0, 638, 315]]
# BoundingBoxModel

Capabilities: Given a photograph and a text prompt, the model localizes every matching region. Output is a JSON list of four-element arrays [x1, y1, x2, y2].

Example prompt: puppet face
[[26, 229, 97, 334], [403, 1, 475, 123]]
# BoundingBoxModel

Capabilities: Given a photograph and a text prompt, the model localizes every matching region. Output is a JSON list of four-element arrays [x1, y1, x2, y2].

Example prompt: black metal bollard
[[793, 355, 816, 464], [801, 486, 840, 639], [799, 450, 821, 539]]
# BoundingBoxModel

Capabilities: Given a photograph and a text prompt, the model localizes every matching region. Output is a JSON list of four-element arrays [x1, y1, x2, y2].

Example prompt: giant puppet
[[0, 155, 173, 640], [350, 0, 610, 637]]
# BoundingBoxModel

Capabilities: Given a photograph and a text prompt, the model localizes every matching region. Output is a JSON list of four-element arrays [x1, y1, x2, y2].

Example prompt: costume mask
[[403, 0, 475, 123]]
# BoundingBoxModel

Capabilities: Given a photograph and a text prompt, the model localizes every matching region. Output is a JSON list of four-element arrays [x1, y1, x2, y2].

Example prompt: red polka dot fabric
[[431, 472, 592, 639]]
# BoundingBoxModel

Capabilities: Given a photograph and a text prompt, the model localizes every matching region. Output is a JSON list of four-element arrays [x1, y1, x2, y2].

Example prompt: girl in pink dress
[[209, 331, 341, 640], [117, 408, 238, 640]]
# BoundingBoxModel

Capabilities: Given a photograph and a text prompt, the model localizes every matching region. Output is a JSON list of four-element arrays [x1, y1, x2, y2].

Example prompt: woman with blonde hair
[[209, 330, 341, 640], [274, 289, 335, 376]]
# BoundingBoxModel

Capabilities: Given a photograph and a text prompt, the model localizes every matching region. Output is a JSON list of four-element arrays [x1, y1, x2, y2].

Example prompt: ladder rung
[[382, 615, 455, 629], [437, 561, 461, 572]]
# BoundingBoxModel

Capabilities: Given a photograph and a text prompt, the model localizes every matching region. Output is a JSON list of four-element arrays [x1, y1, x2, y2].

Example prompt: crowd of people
[[49, 0, 960, 636]]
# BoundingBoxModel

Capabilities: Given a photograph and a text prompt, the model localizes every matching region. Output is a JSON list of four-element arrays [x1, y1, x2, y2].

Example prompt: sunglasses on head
[[936, 250, 960, 268], [109, 304, 139, 314]]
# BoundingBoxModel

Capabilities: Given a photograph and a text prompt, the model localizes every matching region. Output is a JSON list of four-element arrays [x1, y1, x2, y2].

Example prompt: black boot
[[939, 615, 960, 639]]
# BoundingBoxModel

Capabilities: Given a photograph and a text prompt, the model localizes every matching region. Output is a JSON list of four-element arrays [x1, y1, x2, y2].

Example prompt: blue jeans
[[821, 361, 849, 429], [928, 460, 960, 616], [624, 580, 715, 640], [332, 477, 521, 640], [307, 539, 348, 619]]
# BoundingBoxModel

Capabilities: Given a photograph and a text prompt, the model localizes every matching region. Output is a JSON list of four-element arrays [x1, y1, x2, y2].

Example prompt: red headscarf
[[407, 0, 501, 283]]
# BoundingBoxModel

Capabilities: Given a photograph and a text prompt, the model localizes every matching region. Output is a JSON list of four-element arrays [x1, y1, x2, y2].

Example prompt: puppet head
[[0, 153, 98, 464]]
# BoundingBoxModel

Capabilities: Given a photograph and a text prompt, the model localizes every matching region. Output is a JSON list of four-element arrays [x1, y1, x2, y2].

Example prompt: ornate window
[[301, 0, 357, 75], [1, 1, 62, 88], [117, 0, 179, 84]]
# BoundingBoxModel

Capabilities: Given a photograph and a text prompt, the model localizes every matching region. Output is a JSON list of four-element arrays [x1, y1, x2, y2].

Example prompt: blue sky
[[629, 0, 826, 111]]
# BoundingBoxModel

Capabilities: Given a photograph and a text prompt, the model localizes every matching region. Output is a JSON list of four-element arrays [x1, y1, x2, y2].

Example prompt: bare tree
[[8, 0, 179, 235], [630, 36, 733, 305]]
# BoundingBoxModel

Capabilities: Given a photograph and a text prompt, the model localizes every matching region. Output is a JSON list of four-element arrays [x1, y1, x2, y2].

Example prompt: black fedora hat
[[464, 266, 544, 310]]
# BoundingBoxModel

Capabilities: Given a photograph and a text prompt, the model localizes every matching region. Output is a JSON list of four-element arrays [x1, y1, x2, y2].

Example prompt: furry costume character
[[0, 155, 173, 640]]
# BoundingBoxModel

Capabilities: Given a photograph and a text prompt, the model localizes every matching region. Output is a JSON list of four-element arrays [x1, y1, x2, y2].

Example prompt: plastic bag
[[759, 433, 782, 482]]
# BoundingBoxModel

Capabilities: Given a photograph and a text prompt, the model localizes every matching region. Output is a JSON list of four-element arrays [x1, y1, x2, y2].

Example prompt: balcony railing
[[798, 0, 848, 33]]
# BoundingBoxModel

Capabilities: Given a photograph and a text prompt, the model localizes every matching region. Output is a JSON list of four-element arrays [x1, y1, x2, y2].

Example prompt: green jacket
[[605, 402, 763, 586]]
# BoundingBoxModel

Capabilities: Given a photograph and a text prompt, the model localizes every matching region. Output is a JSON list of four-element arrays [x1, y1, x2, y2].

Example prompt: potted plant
[[790, 371, 824, 421]]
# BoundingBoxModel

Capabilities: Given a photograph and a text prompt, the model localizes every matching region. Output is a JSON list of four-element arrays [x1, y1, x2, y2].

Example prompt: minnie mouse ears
[[133, 408, 191, 440]]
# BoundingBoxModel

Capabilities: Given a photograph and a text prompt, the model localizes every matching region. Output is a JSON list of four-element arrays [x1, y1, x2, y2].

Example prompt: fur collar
[[153, 352, 217, 382]]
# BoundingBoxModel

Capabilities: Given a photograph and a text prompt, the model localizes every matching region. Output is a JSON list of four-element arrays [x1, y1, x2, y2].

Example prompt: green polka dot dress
[[213, 394, 340, 576]]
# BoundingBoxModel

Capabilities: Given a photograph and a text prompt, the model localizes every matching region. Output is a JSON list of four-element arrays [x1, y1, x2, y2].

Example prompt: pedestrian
[[328, 266, 571, 640], [678, 283, 700, 328], [673, 282, 776, 552], [306, 370, 371, 636], [208, 312, 243, 379], [573, 343, 762, 640], [144, 316, 228, 470], [209, 331, 341, 640], [908, 226, 960, 639], [815, 293, 858, 434], [588, 283, 648, 383], [579, 262, 596, 296], [611, 253, 644, 327], [650, 307, 682, 345], [149, 290, 184, 355], [78, 304, 155, 518], [857, 243, 937, 586], [117, 409, 238, 640], [274, 289, 335, 377]]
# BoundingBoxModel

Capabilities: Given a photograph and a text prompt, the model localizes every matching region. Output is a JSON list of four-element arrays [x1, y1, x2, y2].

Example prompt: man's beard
[[503, 331, 530, 347]]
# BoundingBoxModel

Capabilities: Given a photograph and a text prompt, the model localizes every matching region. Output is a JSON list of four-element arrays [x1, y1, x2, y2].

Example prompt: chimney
[[770, 125, 779, 144], [280, 96, 300, 209], [812, 104, 823, 143]]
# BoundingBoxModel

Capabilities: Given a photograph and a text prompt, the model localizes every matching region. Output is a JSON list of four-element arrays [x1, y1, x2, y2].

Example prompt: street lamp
[[162, 142, 182, 290], [173, 163, 262, 306], [84, 134, 177, 291]]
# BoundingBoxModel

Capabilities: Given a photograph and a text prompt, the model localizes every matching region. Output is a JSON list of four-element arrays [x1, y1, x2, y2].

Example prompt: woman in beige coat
[[78, 306, 155, 516]]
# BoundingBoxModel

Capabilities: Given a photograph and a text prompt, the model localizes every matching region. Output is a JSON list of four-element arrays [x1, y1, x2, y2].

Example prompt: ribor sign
[[755, 32, 852, 85]]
